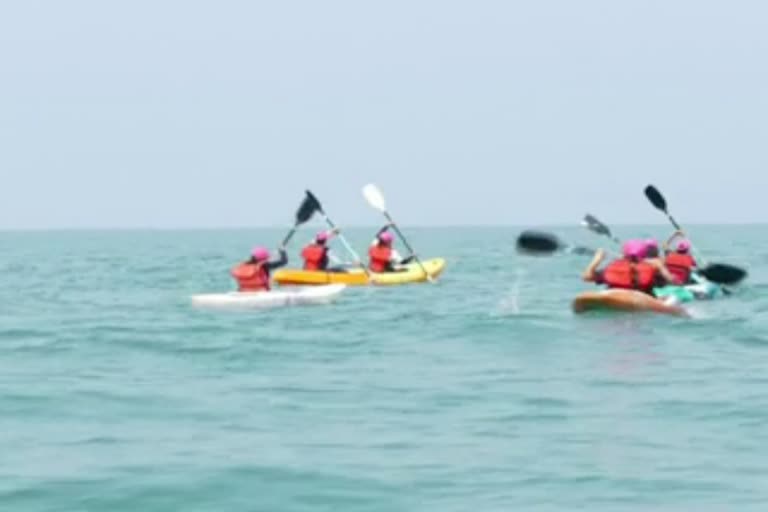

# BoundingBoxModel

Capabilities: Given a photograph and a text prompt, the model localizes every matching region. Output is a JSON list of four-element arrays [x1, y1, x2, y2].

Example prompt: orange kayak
[[572, 289, 688, 317]]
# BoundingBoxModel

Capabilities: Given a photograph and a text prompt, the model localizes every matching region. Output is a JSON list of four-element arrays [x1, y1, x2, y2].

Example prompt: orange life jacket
[[602, 259, 657, 293], [665, 252, 696, 284], [368, 245, 392, 273], [302, 243, 328, 271], [230, 262, 270, 292]]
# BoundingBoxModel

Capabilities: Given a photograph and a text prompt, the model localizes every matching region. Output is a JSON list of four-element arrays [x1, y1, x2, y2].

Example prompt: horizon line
[[0, 221, 766, 232]]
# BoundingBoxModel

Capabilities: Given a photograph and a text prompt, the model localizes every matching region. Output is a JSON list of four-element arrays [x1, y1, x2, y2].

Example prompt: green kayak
[[653, 273, 720, 304]]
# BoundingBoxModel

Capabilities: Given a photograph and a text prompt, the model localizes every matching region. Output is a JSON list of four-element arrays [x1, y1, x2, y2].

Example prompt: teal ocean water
[[2, 226, 767, 511]]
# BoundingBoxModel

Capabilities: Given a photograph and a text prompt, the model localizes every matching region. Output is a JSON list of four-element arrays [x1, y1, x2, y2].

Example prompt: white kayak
[[191, 284, 346, 310]]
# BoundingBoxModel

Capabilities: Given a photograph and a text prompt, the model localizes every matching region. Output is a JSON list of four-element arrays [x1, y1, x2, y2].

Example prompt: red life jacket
[[230, 262, 269, 292], [602, 259, 657, 293], [665, 252, 696, 284], [369, 245, 392, 273], [301, 243, 328, 271]]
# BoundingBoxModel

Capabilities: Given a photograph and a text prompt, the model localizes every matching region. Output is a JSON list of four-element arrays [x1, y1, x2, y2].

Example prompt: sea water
[[1, 226, 767, 511]]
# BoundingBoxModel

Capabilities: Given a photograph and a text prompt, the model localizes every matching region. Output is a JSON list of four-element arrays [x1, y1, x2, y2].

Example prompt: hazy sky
[[1, 1, 766, 229]]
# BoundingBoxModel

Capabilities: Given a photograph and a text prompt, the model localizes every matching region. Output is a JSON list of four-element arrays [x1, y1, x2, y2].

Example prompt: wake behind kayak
[[191, 284, 346, 311]]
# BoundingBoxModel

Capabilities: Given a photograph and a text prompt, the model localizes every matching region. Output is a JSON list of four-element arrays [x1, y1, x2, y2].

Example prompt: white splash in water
[[497, 268, 524, 315]]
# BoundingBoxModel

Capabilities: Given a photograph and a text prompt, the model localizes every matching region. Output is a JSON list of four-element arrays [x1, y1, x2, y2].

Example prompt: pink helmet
[[676, 239, 691, 253], [251, 246, 270, 261], [315, 231, 329, 243], [378, 231, 394, 244], [644, 238, 660, 257], [622, 239, 647, 259]]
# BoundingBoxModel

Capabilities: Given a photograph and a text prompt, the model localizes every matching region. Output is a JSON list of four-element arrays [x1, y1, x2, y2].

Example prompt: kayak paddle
[[305, 190, 372, 279], [696, 263, 747, 286], [281, 192, 320, 247], [363, 184, 434, 282], [644, 184, 747, 285], [582, 214, 621, 245], [516, 230, 595, 256], [644, 185, 682, 231]]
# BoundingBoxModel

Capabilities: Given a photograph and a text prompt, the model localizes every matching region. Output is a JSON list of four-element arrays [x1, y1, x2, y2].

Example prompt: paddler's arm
[[324, 229, 343, 264], [371, 226, 392, 247], [650, 258, 676, 283], [581, 249, 605, 282], [375, 224, 392, 237], [265, 248, 288, 270], [323, 228, 341, 242], [663, 230, 685, 253], [373, 223, 396, 242], [390, 248, 404, 264], [307, 228, 339, 245], [327, 250, 343, 265]]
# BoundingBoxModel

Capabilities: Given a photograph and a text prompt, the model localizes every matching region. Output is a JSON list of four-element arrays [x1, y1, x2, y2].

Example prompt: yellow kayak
[[274, 258, 446, 286]]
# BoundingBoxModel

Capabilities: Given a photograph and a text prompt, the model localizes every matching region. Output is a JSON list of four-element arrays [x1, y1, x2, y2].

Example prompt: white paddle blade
[[363, 183, 386, 212]]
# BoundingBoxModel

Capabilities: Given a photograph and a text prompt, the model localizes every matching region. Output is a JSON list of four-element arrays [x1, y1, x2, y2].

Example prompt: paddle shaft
[[570, 246, 601, 256], [381, 211, 434, 282], [317, 212, 371, 277], [281, 226, 298, 248], [593, 230, 621, 246], [664, 212, 683, 232]]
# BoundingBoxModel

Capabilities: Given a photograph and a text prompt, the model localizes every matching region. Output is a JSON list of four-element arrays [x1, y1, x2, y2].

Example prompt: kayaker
[[301, 229, 341, 271], [581, 239, 676, 295], [230, 246, 288, 292], [644, 238, 660, 259], [663, 232, 697, 284], [643, 239, 669, 272], [368, 225, 414, 272]]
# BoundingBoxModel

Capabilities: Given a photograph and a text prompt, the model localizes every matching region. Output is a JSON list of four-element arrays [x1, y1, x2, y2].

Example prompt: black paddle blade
[[644, 185, 667, 212], [583, 214, 612, 237], [305, 190, 323, 213], [295, 193, 319, 225], [698, 263, 747, 286], [516, 231, 562, 255]]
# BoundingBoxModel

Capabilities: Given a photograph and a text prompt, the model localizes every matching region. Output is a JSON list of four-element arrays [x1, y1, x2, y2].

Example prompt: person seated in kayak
[[301, 229, 341, 271], [230, 246, 288, 292], [642, 238, 670, 271], [662, 231, 697, 284], [644, 238, 660, 259], [368, 225, 415, 273], [581, 239, 676, 295]]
